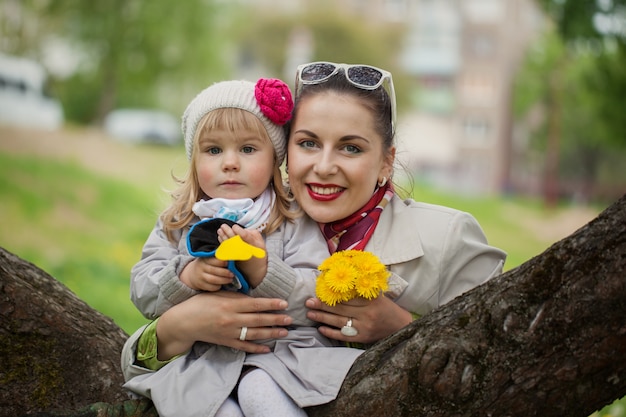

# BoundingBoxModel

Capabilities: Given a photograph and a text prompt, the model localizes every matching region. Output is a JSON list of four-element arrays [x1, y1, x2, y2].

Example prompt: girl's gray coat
[[122, 196, 506, 417]]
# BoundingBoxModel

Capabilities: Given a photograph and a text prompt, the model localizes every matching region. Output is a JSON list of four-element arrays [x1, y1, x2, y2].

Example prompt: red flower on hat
[[254, 78, 293, 125]]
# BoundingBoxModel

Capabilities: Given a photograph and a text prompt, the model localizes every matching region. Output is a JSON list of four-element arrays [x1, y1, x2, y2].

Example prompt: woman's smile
[[307, 184, 345, 201]]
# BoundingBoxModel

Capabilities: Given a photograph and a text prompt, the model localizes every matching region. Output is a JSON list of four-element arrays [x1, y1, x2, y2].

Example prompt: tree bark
[[309, 193, 626, 417], [1, 194, 625, 417], [0, 248, 132, 416]]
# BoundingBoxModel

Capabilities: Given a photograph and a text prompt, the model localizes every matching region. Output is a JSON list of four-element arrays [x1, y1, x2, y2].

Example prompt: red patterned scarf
[[320, 183, 394, 253]]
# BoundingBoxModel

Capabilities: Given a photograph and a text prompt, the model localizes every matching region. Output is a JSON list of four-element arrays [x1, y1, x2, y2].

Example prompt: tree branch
[[309, 193, 626, 417]]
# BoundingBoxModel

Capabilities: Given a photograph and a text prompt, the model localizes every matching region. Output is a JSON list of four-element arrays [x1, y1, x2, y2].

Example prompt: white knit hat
[[181, 78, 293, 163]]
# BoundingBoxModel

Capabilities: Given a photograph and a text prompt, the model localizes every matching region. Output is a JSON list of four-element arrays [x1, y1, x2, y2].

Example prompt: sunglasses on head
[[295, 61, 396, 130]]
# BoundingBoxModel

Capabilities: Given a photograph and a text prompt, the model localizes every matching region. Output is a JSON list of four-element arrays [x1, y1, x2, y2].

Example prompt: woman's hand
[[180, 257, 235, 291], [305, 295, 413, 344], [156, 291, 292, 360]]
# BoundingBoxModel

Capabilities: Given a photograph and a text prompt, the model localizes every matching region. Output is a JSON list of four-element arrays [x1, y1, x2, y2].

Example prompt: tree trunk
[[1, 194, 625, 417], [0, 248, 135, 416], [309, 193, 626, 417]]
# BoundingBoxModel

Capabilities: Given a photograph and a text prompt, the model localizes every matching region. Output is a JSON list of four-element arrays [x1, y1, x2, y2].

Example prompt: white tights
[[215, 368, 307, 417], [215, 397, 244, 417]]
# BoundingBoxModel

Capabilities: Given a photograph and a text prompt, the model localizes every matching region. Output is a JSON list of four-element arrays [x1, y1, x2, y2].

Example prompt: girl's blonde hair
[[160, 108, 298, 243]]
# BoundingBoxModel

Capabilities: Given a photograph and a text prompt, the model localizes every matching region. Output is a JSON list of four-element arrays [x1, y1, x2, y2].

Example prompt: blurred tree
[[18, 0, 232, 124], [228, 6, 412, 116], [537, 0, 626, 41], [515, 0, 626, 204], [0, 0, 55, 54], [558, 47, 626, 201]]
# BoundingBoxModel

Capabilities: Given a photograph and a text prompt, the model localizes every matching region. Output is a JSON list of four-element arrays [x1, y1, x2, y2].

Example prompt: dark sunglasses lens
[[347, 66, 383, 87], [301, 63, 336, 82]]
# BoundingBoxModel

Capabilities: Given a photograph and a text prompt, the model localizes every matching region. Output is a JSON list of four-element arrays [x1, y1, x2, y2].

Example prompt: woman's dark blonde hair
[[160, 107, 298, 243]]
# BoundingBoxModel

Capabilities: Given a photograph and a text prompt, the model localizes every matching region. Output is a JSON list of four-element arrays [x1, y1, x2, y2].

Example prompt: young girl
[[124, 78, 363, 417], [130, 78, 297, 319]]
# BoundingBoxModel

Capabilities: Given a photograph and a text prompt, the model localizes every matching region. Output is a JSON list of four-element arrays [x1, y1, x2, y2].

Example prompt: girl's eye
[[241, 146, 255, 154], [207, 147, 221, 155]]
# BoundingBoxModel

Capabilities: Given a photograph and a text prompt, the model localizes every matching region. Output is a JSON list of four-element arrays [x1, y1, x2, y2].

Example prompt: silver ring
[[341, 318, 358, 337], [239, 326, 248, 341]]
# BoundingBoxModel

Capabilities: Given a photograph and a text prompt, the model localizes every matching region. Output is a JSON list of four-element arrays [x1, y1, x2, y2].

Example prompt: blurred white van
[[0, 53, 64, 130]]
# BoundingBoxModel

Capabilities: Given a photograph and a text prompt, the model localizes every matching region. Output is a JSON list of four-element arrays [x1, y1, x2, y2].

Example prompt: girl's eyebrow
[[198, 136, 215, 145], [237, 135, 266, 143], [199, 133, 266, 144]]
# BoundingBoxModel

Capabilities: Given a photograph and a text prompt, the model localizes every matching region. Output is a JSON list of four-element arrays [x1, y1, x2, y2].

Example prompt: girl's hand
[[218, 224, 266, 249], [180, 257, 234, 291], [156, 291, 292, 360], [218, 224, 268, 288], [305, 295, 413, 344]]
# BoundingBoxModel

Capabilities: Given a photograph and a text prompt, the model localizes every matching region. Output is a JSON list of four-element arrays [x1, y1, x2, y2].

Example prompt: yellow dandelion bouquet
[[315, 250, 390, 306]]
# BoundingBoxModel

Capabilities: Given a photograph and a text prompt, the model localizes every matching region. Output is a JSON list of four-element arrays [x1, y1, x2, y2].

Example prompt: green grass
[[1, 148, 622, 416], [0, 152, 157, 333]]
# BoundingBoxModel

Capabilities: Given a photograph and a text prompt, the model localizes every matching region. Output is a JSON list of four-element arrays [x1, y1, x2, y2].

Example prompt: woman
[[285, 62, 506, 344], [121, 62, 506, 416]]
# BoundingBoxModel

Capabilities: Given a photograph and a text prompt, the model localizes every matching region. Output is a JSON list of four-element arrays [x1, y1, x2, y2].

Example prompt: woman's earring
[[377, 176, 388, 187]]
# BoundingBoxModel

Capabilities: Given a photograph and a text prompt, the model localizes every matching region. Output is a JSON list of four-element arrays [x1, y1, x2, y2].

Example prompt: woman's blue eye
[[344, 144, 361, 154], [299, 140, 317, 149]]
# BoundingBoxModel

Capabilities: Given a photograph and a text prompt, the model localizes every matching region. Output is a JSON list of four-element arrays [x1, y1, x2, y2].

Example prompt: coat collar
[[363, 195, 424, 265]]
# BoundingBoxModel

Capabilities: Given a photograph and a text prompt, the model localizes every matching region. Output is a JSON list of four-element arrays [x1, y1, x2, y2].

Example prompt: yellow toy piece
[[215, 235, 266, 261]]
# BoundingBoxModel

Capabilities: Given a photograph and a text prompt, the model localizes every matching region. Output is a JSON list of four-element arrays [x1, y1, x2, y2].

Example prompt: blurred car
[[104, 108, 181, 146], [0, 53, 64, 130]]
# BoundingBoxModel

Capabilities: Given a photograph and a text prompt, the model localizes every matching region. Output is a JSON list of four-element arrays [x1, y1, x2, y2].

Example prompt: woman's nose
[[313, 151, 338, 177]]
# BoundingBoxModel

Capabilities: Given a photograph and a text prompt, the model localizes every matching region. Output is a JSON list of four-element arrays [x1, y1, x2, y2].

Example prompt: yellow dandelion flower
[[317, 251, 343, 272], [316, 249, 389, 306], [343, 287, 359, 302], [323, 263, 357, 293], [315, 276, 345, 306], [355, 252, 386, 274], [355, 270, 389, 299]]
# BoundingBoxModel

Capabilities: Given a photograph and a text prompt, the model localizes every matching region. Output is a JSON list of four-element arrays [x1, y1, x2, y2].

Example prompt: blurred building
[[397, 0, 543, 195], [238, 0, 544, 195]]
